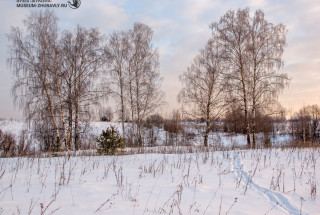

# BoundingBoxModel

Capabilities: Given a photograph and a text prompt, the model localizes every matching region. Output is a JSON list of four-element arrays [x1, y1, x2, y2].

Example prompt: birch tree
[[105, 31, 130, 141], [211, 8, 288, 148], [210, 8, 252, 147], [8, 10, 64, 151], [60, 26, 105, 150], [8, 10, 105, 151], [246, 9, 288, 147], [127, 23, 165, 146], [178, 39, 228, 146]]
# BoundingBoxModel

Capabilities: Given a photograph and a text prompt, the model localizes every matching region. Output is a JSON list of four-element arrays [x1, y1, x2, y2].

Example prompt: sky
[[0, 0, 319, 119]]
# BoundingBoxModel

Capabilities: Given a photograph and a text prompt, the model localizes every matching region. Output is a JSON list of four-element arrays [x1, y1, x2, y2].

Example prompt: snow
[[0, 148, 319, 214], [0, 120, 319, 214]]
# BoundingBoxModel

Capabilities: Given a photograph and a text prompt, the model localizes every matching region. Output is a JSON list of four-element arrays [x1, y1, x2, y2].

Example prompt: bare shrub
[[0, 129, 17, 157], [33, 120, 57, 152], [124, 126, 136, 147], [143, 114, 164, 146], [164, 111, 183, 146], [145, 114, 164, 128], [17, 130, 32, 156]]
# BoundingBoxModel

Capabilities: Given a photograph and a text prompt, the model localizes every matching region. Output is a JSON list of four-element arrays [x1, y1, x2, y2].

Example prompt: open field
[[0, 149, 319, 214], [0, 120, 319, 214]]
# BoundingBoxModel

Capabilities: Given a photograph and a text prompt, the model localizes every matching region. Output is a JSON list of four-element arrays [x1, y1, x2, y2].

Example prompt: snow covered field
[[0, 148, 319, 215], [0, 120, 319, 214]]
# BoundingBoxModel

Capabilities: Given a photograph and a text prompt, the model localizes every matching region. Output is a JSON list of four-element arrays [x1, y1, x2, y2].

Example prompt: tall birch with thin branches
[[210, 8, 252, 147], [8, 10, 105, 151], [211, 8, 288, 148], [105, 31, 130, 142], [246, 9, 288, 147], [127, 23, 165, 146], [8, 10, 64, 151], [179, 39, 229, 147], [61, 26, 105, 150]]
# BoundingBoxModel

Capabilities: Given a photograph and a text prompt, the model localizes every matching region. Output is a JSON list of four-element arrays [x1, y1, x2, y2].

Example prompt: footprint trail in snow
[[232, 152, 307, 215]]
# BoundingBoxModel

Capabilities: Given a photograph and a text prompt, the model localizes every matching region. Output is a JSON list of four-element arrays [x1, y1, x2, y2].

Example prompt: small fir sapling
[[97, 126, 124, 155]]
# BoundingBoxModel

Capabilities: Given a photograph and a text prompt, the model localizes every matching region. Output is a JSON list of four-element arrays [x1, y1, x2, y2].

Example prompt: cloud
[[58, 1, 129, 33], [181, 0, 218, 22], [247, 0, 267, 8], [0, 0, 320, 119], [0, 3, 29, 32]]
